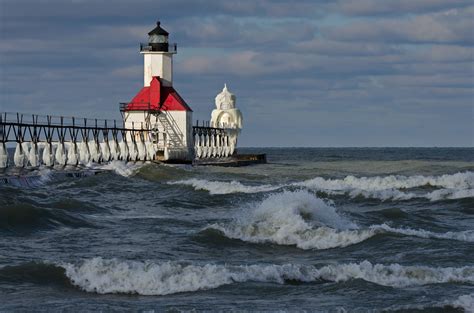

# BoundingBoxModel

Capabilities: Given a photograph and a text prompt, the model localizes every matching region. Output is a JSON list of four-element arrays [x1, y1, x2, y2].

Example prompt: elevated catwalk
[[0, 112, 265, 170]]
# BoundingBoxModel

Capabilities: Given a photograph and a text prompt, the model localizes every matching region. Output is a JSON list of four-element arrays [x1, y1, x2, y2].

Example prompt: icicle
[[229, 136, 236, 156], [206, 135, 211, 158], [145, 140, 156, 161], [196, 146, 201, 159], [119, 140, 129, 161], [128, 141, 138, 161], [28, 143, 39, 167], [66, 142, 78, 166], [0, 142, 8, 168], [224, 137, 230, 157], [202, 136, 207, 158], [14, 143, 26, 167], [89, 141, 101, 163], [198, 136, 204, 159], [55, 143, 67, 166], [100, 141, 111, 162], [216, 135, 222, 157], [42, 143, 54, 166], [89, 141, 97, 162], [194, 136, 201, 159], [211, 135, 216, 158], [222, 136, 227, 157], [208, 135, 213, 158], [36, 142, 44, 165], [21, 142, 30, 165], [109, 140, 119, 161], [79, 141, 90, 165], [214, 135, 218, 157], [137, 139, 146, 161]]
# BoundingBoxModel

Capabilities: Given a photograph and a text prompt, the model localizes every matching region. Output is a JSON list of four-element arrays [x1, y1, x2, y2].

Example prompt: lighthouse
[[0, 21, 265, 171], [122, 21, 193, 161]]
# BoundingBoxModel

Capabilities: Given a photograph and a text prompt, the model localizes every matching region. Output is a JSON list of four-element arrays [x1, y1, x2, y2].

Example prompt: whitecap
[[297, 172, 474, 191], [296, 172, 474, 201], [60, 258, 474, 295], [167, 172, 474, 201], [167, 179, 282, 195], [374, 224, 474, 243]]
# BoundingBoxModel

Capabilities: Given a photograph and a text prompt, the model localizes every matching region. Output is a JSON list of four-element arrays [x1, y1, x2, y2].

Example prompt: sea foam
[[205, 190, 474, 250], [169, 172, 474, 201], [296, 171, 474, 201], [167, 179, 281, 195], [60, 257, 474, 295]]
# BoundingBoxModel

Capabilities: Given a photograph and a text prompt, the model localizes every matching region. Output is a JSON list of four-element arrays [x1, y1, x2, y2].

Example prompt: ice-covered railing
[[192, 120, 237, 159], [0, 112, 158, 168], [0, 112, 124, 129]]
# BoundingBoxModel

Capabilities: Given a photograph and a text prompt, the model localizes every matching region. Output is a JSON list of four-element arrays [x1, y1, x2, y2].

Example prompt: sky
[[0, 0, 473, 147]]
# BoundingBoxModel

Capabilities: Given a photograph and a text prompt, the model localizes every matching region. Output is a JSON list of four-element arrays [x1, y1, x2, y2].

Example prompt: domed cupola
[[148, 21, 169, 52], [215, 84, 236, 110], [211, 84, 242, 129]]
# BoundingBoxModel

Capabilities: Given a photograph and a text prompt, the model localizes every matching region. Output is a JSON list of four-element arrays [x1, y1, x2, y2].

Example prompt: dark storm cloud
[[324, 8, 474, 45], [0, 0, 328, 20], [336, 0, 473, 16], [0, 0, 472, 146], [172, 17, 317, 49]]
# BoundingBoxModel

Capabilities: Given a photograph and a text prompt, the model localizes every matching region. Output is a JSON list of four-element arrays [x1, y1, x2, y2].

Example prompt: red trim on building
[[125, 76, 192, 112]]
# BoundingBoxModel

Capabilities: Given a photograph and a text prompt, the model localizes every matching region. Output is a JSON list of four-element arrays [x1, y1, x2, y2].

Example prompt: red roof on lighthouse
[[125, 76, 192, 112]]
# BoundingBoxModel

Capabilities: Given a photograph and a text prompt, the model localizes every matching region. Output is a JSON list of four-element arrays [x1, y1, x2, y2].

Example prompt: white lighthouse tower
[[143, 21, 173, 87], [122, 21, 193, 162]]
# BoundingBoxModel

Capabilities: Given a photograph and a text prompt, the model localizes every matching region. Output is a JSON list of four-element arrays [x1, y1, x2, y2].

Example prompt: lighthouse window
[[150, 34, 168, 43]]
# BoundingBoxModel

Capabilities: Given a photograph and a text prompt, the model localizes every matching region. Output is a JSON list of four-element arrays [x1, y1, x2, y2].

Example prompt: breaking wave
[[168, 172, 474, 201], [299, 171, 473, 191], [4, 258, 470, 295], [295, 171, 474, 201], [167, 179, 281, 195], [204, 190, 474, 250]]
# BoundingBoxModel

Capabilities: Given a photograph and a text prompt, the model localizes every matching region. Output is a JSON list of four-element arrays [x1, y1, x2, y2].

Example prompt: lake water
[[1, 148, 473, 312]]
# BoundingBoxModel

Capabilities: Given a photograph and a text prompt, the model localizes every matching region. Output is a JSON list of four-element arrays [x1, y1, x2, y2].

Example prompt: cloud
[[336, 0, 473, 16], [324, 8, 474, 45], [0, 0, 329, 20], [295, 39, 404, 57]]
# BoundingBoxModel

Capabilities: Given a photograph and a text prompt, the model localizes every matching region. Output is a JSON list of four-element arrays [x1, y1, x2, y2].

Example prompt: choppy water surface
[[1, 148, 473, 312]]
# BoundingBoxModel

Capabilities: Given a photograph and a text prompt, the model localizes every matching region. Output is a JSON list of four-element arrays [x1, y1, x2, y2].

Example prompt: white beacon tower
[[142, 21, 174, 87], [210, 84, 243, 155]]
